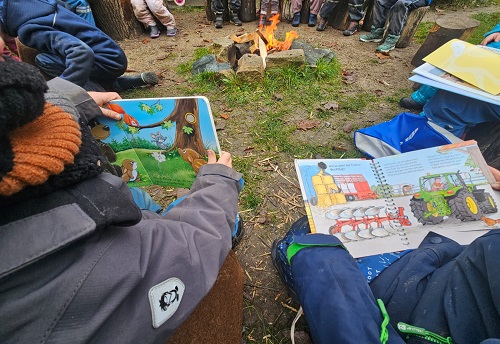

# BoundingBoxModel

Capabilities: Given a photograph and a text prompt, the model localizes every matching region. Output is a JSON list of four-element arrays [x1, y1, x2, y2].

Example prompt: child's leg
[[411, 85, 438, 105], [130, 0, 158, 27], [145, 0, 176, 29]]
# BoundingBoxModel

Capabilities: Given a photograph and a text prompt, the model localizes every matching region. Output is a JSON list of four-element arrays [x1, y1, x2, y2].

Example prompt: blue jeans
[[319, 0, 364, 22], [373, 0, 427, 36]]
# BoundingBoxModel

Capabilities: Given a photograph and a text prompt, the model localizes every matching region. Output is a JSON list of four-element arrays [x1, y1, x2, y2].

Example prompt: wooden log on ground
[[327, 0, 350, 30], [240, 0, 257, 22], [396, 5, 429, 48], [411, 15, 481, 66], [361, 0, 374, 32], [298, 0, 312, 24]]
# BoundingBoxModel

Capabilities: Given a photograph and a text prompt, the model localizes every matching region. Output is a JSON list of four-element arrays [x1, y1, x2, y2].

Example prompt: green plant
[[469, 12, 500, 44]]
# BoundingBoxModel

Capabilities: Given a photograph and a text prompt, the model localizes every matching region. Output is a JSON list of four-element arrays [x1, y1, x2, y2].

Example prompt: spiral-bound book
[[295, 141, 500, 258]]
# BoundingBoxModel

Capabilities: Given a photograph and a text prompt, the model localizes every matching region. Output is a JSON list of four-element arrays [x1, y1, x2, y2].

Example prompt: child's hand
[[88, 91, 122, 120], [481, 32, 500, 46], [489, 166, 500, 191], [207, 150, 232, 168]]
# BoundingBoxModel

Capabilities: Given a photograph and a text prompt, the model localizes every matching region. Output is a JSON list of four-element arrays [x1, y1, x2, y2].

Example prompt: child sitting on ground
[[131, 0, 177, 38]]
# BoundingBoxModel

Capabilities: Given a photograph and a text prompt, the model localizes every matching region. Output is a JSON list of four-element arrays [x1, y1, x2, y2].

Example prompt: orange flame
[[256, 14, 298, 52]]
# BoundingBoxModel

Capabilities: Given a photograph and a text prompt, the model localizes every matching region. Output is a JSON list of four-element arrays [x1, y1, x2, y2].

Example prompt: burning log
[[254, 29, 269, 46]]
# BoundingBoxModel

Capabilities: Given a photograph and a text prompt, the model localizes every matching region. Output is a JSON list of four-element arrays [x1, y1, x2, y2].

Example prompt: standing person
[[131, 0, 177, 38], [259, 0, 279, 27], [211, 0, 242, 29], [0, 0, 158, 92], [290, 0, 324, 27], [316, 0, 364, 35], [360, 0, 431, 52], [0, 40, 245, 343]]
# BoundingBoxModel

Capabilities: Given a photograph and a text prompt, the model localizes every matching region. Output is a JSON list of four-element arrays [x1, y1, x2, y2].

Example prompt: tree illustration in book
[[93, 97, 220, 189]]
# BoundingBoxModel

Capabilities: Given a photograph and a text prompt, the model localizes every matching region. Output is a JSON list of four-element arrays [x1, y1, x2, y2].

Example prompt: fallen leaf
[[342, 71, 357, 84], [375, 52, 391, 59], [273, 93, 284, 101], [332, 145, 348, 152], [343, 122, 354, 133], [220, 113, 230, 119], [220, 105, 233, 112], [322, 101, 339, 111], [141, 38, 151, 44], [297, 119, 321, 131], [374, 89, 384, 96], [243, 147, 254, 153], [379, 79, 391, 86]]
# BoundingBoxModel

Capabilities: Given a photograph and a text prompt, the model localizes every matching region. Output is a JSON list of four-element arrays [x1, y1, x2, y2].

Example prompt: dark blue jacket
[[0, 0, 127, 88]]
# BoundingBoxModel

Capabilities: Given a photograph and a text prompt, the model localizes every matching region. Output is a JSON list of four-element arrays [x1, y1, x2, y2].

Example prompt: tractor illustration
[[409, 171, 498, 225]]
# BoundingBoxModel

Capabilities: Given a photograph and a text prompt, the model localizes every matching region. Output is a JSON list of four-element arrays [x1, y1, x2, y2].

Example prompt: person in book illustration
[[0, 43, 245, 343], [430, 177, 445, 191], [399, 21, 500, 111]]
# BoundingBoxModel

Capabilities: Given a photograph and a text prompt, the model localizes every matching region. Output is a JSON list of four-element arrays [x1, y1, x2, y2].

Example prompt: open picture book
[[295, 141, 500, 258], [90, 96, 220, 189]]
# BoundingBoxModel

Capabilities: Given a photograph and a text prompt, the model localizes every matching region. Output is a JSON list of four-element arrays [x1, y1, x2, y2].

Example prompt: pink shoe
[[174, 0, 185, 6]]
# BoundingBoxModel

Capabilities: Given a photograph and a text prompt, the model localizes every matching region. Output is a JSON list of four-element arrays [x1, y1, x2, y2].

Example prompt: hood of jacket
[[0, 0, 57, 37]]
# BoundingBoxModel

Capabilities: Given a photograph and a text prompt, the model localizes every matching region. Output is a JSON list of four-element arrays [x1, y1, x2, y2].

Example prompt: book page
[[411, 62, 500, 105], [295, 142, 500, 258], [94, 96, 220, 188], [423, 39, 500, 95]]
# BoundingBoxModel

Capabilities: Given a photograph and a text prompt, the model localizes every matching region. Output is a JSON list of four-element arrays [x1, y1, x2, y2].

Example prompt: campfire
[[193, 15, 334, 80], [255, 14, 299, 53], [227, 14, 300, 70]]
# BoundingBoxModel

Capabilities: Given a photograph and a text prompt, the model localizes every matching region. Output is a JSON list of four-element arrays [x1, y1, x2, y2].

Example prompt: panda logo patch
[[149, 278, 185, 328]]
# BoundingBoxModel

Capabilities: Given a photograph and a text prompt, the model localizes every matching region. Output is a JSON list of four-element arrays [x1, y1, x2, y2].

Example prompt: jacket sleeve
[[17, 24, 94, 86], [47, 77, 102, 123], [484, 22, 500, 37]]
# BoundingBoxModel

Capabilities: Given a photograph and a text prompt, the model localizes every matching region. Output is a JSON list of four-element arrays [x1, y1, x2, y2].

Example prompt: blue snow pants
[[289, 225, 500, 343]]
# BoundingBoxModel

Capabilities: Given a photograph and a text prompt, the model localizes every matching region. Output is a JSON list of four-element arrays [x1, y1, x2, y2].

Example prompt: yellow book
[[423, 39, 500, 95]]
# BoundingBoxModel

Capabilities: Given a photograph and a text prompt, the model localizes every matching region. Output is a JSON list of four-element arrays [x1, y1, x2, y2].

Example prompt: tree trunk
[[299, 0, 311, 24], [395, 6, 429, 48], [411, 15, 481, 67], [87, 0, 144, 41], [166, 99, 206, 155]]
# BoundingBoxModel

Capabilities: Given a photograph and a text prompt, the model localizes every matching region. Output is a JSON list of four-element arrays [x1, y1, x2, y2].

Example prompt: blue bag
[[354, 112, 461, 158]]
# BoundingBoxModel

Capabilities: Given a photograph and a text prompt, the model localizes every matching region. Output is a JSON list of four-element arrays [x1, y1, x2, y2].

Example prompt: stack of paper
[[410, 39, 500, 106]]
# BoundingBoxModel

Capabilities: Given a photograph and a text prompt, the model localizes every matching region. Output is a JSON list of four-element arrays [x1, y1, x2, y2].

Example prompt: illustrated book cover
[[422, 39, 500, 95], [90, 96, 220, 189], [409, 62, 500, 106], [295, 141, 500, 258]]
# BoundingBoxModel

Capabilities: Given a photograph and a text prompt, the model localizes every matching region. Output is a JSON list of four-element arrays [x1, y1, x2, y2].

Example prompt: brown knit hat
[[0, 57, 103, 201]]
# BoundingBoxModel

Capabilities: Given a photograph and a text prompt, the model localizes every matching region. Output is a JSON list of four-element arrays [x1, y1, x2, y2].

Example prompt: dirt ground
[[118, 5, 497, 343]]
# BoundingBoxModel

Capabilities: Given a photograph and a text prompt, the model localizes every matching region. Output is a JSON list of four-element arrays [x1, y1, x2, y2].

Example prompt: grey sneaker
[[359, 26, 384, 42], [166, 27, 177, 37], [316, 17, 327, 31], [376, 34, 400, 52], [230, 11, 242, 26], [149, 25, 160, 38], [215, 13, 223, 28]]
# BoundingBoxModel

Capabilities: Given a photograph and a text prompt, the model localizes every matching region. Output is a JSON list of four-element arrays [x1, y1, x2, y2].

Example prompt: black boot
[[230, 11, 242, 26], [215, 12, 223, 28], [113, 72, 158, 92]]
